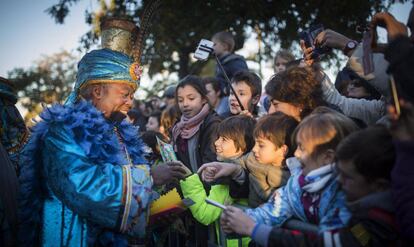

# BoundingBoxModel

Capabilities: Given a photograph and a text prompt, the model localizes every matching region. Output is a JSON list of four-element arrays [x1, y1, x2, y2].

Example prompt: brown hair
[[293, 112, 359, 158], [265, 66, 326, 119], [336, 126, 395, 182], [175, 75, 210, 107], [274, 49, 295, 64], [217, 115, 256, 154], [254, 112, 299, 158], [231, 70, 262, 99], [202, 77, 222, 96], [212, 31, 235, 52], [160, 105, 180, 139]]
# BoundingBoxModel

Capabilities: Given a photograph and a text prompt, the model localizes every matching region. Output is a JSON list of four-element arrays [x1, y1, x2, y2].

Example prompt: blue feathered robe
[[18, 101, 158, 246]]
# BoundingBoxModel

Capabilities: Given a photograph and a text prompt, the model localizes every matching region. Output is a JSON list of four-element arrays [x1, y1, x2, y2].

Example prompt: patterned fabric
[[65, 48, 141, 105], [0, 80, 27, 173], [18, 100, 158, 246], [245, 157, 351, 233]]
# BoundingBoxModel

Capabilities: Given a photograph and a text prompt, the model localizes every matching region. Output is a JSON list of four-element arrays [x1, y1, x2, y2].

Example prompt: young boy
[[200, 113, 298, 208], [179, 115, 255, 247], [202, 77, 229, 116], [229, 113, 298, 207], [225, 70, 263, 118], [222, 126, 403, 247], [212, 31, 248, 96]]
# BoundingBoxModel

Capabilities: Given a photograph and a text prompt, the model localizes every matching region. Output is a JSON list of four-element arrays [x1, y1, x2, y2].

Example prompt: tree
[[47, 0, 407, 81], [8, 50, 78, 112]]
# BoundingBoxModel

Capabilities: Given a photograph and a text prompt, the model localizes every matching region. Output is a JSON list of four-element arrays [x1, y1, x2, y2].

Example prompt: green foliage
[[43, 0, 407, 97], [8, 51, 77, 112]]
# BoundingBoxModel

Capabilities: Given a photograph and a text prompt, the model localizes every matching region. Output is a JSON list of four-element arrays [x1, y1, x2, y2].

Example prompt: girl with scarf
[[219, 111, 359, 243], [170, 75, 221, 247], [172, 75, 221, 173]]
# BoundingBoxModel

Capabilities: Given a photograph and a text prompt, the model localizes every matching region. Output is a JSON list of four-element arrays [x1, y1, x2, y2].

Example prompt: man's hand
[[371, 12, 408, 43], [151, 162, 187, 186], [220, 206, 256, 236], [197, 162, 240, 183], [314, 29, 353, 51]]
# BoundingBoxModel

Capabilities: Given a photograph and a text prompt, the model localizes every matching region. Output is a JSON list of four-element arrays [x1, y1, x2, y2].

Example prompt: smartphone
[[194, 39, 214, 61], [205, 198, 227, 210]]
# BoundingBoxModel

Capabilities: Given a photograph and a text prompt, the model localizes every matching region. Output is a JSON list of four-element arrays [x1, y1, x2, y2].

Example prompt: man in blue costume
[[17, 18, 186, 246]]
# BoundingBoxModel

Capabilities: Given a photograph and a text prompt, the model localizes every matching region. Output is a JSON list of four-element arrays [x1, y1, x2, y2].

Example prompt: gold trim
[[79, 79, 138, 91]]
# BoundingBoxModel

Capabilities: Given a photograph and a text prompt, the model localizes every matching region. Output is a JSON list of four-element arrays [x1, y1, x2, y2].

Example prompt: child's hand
[[239, 110, 253, 118], [198, 162, 239, 182], [201, 167, 217, 182], [220, 206, 256, 236]]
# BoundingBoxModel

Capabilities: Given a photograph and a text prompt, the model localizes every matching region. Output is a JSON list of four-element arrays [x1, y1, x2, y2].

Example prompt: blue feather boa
[[18, 100, 148, 246]]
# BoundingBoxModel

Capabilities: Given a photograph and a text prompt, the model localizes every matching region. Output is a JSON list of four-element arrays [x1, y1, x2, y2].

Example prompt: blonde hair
[[293, 110, 359, 158]]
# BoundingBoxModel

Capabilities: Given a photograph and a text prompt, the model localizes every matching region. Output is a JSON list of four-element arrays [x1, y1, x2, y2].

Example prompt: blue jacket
[[245, 158, 350, 232], [18, 101, 157, 246]]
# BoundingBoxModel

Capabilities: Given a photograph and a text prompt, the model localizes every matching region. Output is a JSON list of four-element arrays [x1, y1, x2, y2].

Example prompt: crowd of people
[[0, 5, 413, 247]]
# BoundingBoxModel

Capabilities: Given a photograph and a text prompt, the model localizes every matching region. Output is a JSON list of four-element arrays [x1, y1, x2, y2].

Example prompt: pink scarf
[[172, 104, 210, 142]]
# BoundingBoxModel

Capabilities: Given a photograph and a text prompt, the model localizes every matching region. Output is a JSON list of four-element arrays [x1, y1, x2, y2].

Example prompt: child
[[159, 105, 180, 141], [145, 111, 161, 132], [240, 126, 402, 246], [202, 77, 229, 116], [200, 113, 299, 208], [172, 75, 221, 173], [212, 31, 248, 96], [180, 115, 255, 247], [220, 111, 359, 238], [140, 130, 166, 167], [226, 70, 263, 118], [274, 49, 295, 74], [171, 75, 221, 247]]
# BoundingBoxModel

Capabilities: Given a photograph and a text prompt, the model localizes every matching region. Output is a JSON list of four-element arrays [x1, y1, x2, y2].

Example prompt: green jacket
[[180, 174, 250, 247]]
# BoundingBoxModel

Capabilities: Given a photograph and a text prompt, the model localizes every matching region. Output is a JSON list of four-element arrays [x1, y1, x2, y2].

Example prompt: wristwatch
[[343, 40, 358, 56]]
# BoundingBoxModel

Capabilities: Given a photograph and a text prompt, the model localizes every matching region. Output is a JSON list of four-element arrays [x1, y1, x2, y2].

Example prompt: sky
[[0, 0, 412, 106]]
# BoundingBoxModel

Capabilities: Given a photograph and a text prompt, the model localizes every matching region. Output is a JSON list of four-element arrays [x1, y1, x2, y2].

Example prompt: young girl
[[220, 111, 359, 238], [274, 49, 295, 74], [172, 75, 221, 172], [159, 105, 180, 141], [180, 115, 255, 247]]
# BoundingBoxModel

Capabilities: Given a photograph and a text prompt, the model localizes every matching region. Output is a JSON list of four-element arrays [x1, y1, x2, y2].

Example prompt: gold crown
[[100, 17, 139, 57]]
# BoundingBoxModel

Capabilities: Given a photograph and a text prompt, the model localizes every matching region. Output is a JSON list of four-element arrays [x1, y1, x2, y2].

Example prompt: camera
[[194, 39, 215, 61], [300, 24, 331, 57]]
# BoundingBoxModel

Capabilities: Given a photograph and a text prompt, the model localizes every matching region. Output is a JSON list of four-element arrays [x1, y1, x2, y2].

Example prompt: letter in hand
[[151, 161, 188, 186]]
